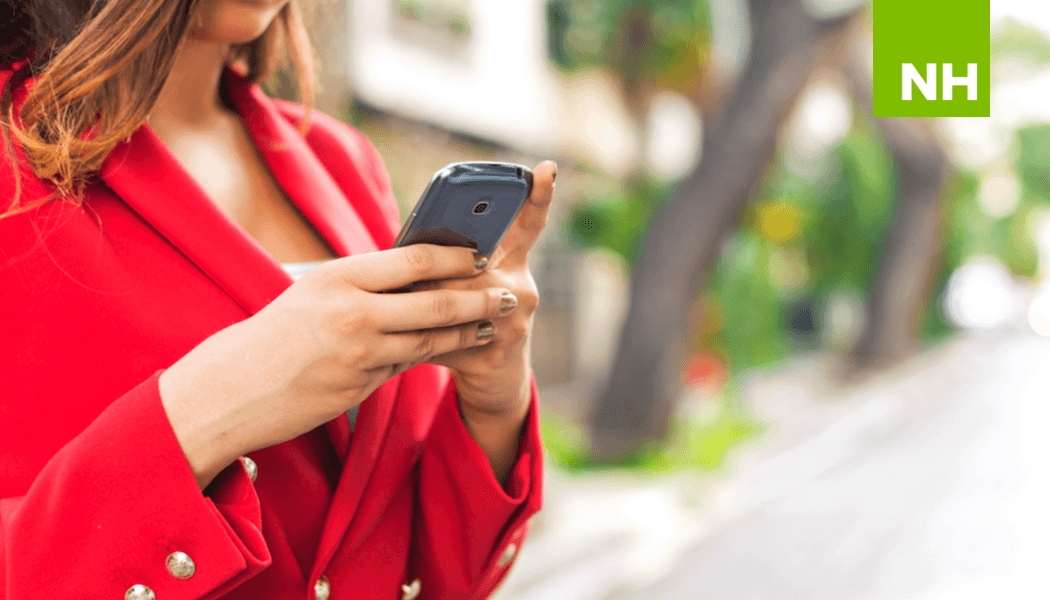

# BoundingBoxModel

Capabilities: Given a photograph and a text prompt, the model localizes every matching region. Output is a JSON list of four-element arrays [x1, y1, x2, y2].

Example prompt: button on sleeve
[[125, 584, 156, 600], [165, 551, 196, 579], [0, 371, 271, 600]]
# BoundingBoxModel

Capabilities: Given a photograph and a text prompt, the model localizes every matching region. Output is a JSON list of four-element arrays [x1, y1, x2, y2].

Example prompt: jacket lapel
[[99, 69, 400, 571], [98, 124, 290, 316], [223, 70, 379, 259], [98, 69, 382, 314], [311, 375, 400, 576]]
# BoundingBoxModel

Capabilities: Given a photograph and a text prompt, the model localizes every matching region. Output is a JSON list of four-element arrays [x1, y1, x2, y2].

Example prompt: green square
[[874, 0, 990, 117]]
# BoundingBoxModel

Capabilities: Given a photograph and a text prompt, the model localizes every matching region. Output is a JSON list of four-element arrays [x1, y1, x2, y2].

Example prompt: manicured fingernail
[[474, 255, 489, 270], [477, 321, 496, 340], [500, 291, 518, 314]]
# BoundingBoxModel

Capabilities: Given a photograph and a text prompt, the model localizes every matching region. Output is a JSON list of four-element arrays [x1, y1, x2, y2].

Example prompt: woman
[[0, 1, 553, 599]]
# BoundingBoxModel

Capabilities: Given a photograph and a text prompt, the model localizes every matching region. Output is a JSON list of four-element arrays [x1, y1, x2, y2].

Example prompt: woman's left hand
[[426, 160, 556, 430]]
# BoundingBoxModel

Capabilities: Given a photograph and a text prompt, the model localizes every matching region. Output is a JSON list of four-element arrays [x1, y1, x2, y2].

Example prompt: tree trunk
[[847, 66, 950, 370], [588, 0, 857, 462]]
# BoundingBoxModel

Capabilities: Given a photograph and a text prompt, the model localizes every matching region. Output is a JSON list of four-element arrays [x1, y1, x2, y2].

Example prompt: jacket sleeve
[[0, 371, 272, 600], [411, 375, 544, 600]]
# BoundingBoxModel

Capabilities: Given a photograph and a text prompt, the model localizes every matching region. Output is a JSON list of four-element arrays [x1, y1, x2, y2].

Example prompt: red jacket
[[0, 66, 543, 600]]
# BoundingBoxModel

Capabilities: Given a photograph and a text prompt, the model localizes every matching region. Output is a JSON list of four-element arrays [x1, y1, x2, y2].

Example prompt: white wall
[[347, 0, 563, 154]]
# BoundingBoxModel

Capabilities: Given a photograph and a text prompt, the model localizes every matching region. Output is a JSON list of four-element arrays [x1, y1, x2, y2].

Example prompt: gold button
[[314, 575, 331, 600], [240, 456, 258, 482], [498, 542, 518, 566], [401, 578, 421, 600], [125, 585, 156, 600], [166, 551, 196, 579]]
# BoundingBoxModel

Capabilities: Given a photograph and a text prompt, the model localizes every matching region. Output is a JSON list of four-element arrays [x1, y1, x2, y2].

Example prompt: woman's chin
[[190, 2, 287, 44]]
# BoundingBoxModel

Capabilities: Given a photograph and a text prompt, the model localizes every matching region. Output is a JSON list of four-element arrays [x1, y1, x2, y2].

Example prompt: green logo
[[873, 0, 990, 117]]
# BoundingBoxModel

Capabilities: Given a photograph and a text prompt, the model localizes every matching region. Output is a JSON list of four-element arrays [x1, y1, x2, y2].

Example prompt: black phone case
[[392, 162, 534, 263]]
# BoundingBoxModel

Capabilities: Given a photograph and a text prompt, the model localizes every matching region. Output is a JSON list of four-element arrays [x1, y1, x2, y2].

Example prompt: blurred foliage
[[567, 121, 1050, 384], [567, 122, 962, 379], [1017, 125, 1050, 202], [804, 128, 896, 294], [394, 0, 472, 37], [547, 0, 709, 96], [991, 20, 1050, 67], [696, 127, 900, 373], [542, 403, 763, 474], [941, 125, 1050, 286], [568, 178, 674, 262]]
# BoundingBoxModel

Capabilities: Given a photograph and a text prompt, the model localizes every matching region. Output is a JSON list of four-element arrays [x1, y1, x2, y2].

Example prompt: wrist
[[454, 366, 530, 420], [159, 361, 240, 490], [452, 366, 532, 485]]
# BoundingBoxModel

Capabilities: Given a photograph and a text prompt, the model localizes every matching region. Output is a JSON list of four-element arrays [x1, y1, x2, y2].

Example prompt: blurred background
[[276, 0, 1050, 597]]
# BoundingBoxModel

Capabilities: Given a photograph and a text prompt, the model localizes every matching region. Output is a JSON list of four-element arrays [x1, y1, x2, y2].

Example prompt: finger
[[372, 287, 516, 332], [327, 244, 480, 292], [411, 271, 509, 292], [380, 321, 497, 366], [497, 160, 556, 265], [373, 359, 422, 381]]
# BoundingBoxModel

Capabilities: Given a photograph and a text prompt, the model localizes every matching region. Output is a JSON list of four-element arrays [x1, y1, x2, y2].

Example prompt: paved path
[[495, 333, 1050, 599]]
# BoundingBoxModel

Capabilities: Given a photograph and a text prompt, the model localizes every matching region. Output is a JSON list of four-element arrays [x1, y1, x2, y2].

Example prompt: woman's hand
[[423, 161, 557, 479], [158, 244, 516, 489]]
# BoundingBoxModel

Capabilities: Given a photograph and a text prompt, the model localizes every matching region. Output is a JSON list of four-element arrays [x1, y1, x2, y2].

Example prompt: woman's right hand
[[158, 244, 514, 489]]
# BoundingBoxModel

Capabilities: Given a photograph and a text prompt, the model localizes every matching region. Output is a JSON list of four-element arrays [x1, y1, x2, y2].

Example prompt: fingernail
[[552, 163, 558, 182], [500, 291, 518, 314], [477, 321, 496, 340], [474, 255, 489, 270]]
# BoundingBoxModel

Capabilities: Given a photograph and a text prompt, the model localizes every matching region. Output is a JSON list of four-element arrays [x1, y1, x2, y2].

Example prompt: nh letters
[[902, 63, 979, 101]]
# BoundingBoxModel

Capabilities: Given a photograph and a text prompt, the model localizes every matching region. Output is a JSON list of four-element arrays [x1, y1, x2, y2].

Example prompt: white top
[[282, 260, 330, 282]]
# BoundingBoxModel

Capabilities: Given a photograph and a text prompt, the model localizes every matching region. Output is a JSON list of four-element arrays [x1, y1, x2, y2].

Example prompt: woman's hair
[[0, 0, 315, 218]]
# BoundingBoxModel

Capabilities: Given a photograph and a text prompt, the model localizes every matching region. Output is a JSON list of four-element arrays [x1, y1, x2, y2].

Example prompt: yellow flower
[[757, 201, 802, 244]]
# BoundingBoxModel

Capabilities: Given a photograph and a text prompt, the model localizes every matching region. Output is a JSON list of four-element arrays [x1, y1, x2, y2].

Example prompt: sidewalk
[[495, 332, 1050, 599]]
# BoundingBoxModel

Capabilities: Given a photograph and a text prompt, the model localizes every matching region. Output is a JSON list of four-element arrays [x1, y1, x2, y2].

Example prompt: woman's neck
[[149, 39, 232, 130]]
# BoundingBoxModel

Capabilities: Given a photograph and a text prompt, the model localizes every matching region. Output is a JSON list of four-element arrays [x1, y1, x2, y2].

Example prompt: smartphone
[[392, 162, 533, 264]]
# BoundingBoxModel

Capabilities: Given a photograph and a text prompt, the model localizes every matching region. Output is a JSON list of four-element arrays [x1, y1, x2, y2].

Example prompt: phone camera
[[472, 201, 490, 215]]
